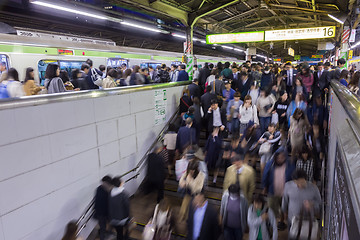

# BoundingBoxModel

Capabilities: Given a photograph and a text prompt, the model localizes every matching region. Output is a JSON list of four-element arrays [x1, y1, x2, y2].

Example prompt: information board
[[206, 31, 264, 44], [288, 47, 294, 56], [154, 89, 167, 125], [265, 26, 336, 41], [327, 144, 360, 239]]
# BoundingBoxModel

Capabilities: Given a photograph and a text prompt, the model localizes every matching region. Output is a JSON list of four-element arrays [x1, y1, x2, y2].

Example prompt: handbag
[[259, 142, 271, 155], [91, 68, 103, 87], [289, 208, 319, 240], [142, 204, 159, 240], [271, 112, 279, 125], [175, 158, 189, 181]]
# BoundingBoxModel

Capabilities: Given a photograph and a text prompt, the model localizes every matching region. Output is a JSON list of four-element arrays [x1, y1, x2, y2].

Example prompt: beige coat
[[223, 164, 256, 203], [179, 171, 205, 194], [102, 76, 117, 89], [23, 80, 41, 96]]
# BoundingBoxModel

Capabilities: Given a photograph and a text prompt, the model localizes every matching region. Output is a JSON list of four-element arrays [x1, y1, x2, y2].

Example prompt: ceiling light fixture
[[222, 46, 234, 50], [234, 48, 244, 52], [351, 41, 360, 49], [121, 21, 162, 33], [328, 13, 346, 25], [32, 1, 108, 20], [257, 54, 267, 59]]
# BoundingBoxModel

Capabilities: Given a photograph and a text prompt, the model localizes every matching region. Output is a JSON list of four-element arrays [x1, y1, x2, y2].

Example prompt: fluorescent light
[[172, 34, 186, 39], [234, 48, 244, 52], [121, 21, 162, 33], [200, 40, 206, 44], [257, 54, 267, 59], [32, 1, 108, 20], [351, 41, 360, 49], [222, 46, 234, 50], [213, 44, 218, 46], [328, 14, 345, 25]]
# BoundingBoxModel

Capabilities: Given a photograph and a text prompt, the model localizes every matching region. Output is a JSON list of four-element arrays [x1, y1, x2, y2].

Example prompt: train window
[[38, 60, 58, 86], [38, 60, 85, 86], [141, 63, 161, 69], [107, 58, 128, 68], [0, 54, 10, 70]]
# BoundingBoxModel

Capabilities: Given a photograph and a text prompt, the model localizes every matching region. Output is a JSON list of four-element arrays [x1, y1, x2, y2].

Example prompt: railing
[[0, 81, 190, 110], [75, 106, 180, 237]]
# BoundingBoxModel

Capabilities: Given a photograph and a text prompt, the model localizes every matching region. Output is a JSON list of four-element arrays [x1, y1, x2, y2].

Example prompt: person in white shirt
[[163, 124, 177, 176], [239, 95, 259, 136], [193, 65, 200, 79]]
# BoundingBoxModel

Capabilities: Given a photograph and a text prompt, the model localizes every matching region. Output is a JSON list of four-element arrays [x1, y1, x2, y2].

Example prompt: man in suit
[[200, 85, 217, 115], [282, 62, 298, 97], [205, 99, 227, 136], [187, 192, 220, 240], [188, 78, 202, 100], [313, 62, 331, 100], [236, 71, 253, 101], [177, 64, 189, 82]]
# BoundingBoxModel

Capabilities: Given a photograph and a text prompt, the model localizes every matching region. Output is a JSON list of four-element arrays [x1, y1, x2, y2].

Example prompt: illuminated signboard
[[265, 26, 336, 41], [311, 55, 323, 58], [288, 47, 295, 57], [273, 58, 282, 62], [58, 49, 74, 55], [206, 31, 264, 44], [294, 55, 301, 60]]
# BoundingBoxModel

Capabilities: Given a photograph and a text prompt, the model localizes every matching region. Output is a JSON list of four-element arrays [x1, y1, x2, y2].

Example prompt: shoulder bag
[[142, 204, 159, 240], [289, 208, 319, 240]]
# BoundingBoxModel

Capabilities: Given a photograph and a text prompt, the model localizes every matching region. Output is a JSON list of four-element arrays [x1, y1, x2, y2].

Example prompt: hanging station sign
[[206, 31, 264, 44], [265, 26, 336, 41], [288, 47, 295, 56]]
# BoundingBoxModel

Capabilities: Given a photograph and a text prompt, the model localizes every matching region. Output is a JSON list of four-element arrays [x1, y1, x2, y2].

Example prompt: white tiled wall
[[0, 85, 184, 240]]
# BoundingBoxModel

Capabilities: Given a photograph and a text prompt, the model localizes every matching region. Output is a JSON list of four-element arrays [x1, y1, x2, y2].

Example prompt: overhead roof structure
[[0, 0, 357, 60]]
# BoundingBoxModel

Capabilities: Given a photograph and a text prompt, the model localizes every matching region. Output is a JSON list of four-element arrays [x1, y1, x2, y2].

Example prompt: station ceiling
[[0, 0, 357, 60]]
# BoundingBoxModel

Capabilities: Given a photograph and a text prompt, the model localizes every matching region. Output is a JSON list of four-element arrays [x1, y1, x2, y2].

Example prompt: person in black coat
[[205, 99, 227, 136], [198, 63, 211, 92], [180, 88, 193, 116], [236, 71, 253, 101], [188, 78, 202, 100], [109, 177, 130, 240], [187, 192, 220, 240], [94, 175, 113, 240], [176, 118, 197, 153], [140, 143, 166, 203], [200, 85, 217, 114], [84, 59, 102, 89]]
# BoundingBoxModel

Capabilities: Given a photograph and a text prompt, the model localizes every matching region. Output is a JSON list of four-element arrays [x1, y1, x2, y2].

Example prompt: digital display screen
[[58, 49, 74, 55], [107, 58, 128, 68]]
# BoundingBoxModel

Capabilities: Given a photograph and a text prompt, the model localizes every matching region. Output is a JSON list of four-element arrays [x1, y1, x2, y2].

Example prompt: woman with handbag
[[178, 160, 205, 221], [258, 123, 281, 177], [248, 194, 278, 240]]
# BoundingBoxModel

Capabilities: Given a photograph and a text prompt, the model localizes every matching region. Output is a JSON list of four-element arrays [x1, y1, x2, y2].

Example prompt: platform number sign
[[154, 89, 167, 125], [265, 26, 336, 41]]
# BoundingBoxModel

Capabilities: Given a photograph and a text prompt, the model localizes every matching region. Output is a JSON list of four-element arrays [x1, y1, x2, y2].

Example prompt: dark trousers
[[224, 226, 243, 240], [98, 216, 107, 240], [286, 85, 293, 98], [141, 180, 164, 203], [259, 116, 271, 134], [114, 225, 128, 240]]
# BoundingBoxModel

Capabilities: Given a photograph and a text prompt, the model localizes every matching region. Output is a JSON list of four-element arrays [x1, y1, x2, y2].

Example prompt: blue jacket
[[307, 102, 328, 125], [177, 70, 189, 82], [262, 148, 296, 195], [176, 126, 196, 152], [222, 88, 235, 103]]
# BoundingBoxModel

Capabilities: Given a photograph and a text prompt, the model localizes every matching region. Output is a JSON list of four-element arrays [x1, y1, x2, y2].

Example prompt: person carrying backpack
[[156, 64, 170, 83]]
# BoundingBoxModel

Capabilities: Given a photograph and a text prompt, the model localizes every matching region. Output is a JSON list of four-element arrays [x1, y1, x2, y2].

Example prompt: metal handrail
[[0, 81, 190, 110], [75, 106, 180, 236], [330, 81, 360, 135]]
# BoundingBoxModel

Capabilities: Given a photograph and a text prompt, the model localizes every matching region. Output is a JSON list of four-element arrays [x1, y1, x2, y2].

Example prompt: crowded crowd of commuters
[[59, 59, 354, 240], [0, 59, 192, 98]]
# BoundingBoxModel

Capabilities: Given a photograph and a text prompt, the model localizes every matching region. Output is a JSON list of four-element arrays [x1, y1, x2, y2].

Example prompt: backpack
[[129, 73, 137, 85], [0, 81, 12, 98], [158, 69, 170, 83]]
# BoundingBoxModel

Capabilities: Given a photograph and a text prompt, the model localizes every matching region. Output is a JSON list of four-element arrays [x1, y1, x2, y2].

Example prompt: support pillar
[[185, 27, 193, 81]]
